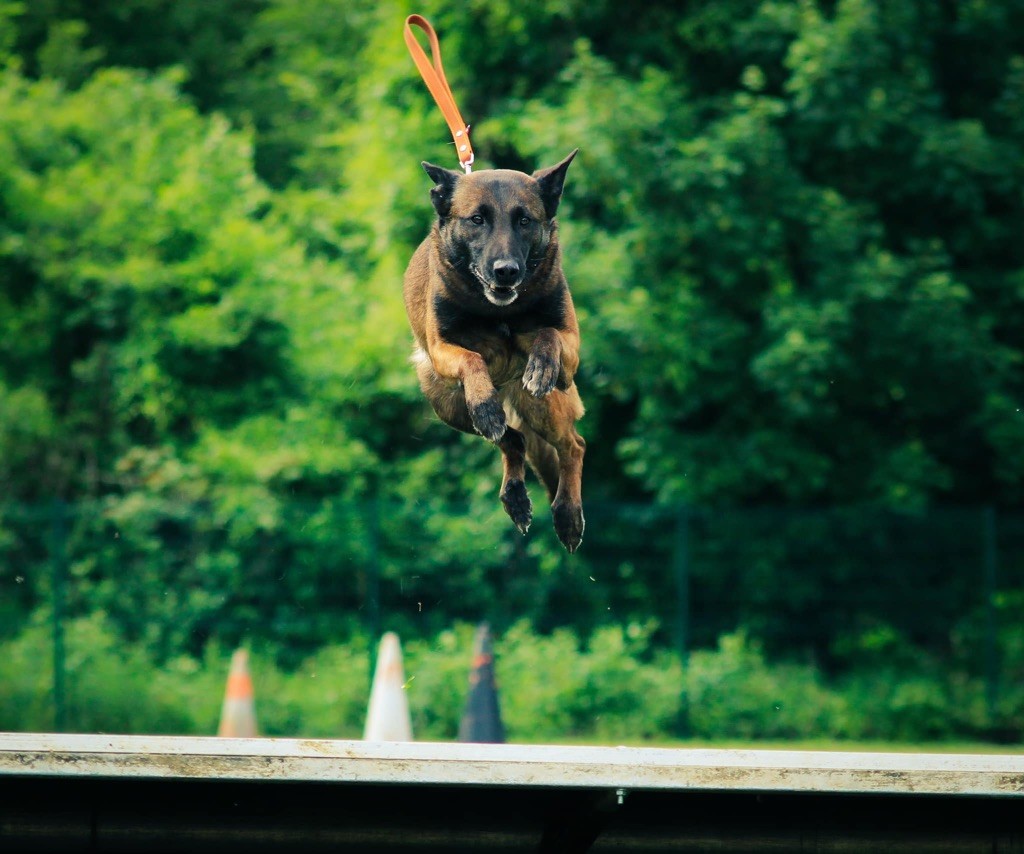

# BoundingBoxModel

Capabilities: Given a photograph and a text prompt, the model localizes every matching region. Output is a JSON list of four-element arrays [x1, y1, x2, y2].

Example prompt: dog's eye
[[470, 214, 485, 225], [519, 215, 532, 226]]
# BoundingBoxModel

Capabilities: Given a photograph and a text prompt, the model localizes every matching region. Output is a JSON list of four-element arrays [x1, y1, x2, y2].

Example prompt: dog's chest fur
[[431, 289, 567, 386]]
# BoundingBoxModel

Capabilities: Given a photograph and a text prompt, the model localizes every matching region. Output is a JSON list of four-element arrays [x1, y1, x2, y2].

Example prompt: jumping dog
[[403, 151, 585, 552]]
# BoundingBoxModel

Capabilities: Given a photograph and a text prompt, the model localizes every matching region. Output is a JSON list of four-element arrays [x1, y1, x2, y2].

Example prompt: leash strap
[[404, 14, 474, 173]]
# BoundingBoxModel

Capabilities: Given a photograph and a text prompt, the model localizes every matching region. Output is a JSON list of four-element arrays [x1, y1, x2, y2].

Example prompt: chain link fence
[[1, 499, 1022, 735]]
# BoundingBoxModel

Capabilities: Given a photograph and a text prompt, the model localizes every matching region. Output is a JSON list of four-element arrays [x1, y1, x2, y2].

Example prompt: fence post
[[673, 505, 691, 736], [365, 488, 381, 691], [983, 505, 999, 722], [51, 500, 68, 731]]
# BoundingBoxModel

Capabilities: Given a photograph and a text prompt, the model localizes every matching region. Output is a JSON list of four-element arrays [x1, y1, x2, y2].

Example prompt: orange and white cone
[[363, 632, 413, 742], [217, 648, 258, 738]]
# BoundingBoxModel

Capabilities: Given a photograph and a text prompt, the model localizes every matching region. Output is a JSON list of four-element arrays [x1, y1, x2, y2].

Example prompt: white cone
[[363, 632, 413, 741]]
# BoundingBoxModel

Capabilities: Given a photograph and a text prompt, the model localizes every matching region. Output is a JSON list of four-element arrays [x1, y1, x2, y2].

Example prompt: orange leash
[[404, 15, 475, 173]]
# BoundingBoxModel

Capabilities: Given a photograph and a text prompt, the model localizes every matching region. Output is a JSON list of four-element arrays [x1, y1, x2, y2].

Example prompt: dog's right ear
[[533, 149, 578, 220], [422, 162, 461, 217]]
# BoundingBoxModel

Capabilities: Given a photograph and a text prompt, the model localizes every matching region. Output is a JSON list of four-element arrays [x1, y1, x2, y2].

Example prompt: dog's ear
[[532, 149, 578, 219], [422, 161, 461, 217]]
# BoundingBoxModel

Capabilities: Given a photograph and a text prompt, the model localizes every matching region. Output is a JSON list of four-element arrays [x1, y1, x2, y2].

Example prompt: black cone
[[457, 623, 505, 743]]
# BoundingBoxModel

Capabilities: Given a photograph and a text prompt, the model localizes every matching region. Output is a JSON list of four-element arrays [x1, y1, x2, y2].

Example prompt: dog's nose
[[492, 260, 520, 286]]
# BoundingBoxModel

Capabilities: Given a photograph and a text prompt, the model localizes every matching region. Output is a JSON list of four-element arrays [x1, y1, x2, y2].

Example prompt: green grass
[[539, 736, 1024, 754]]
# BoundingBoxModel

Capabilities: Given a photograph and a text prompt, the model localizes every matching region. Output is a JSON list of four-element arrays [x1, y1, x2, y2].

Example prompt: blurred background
[[1, 0, 1023, 748]]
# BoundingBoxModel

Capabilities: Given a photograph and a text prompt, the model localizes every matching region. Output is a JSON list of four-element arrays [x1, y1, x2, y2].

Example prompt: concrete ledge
[[2, 732, 1022, 796], [3, 734, 1024, 852]]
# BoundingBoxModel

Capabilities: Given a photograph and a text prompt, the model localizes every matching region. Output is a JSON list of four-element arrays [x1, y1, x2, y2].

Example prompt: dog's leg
[[511, 385, 586, 552], [550, 425, 586, 553], [425, 340, 506, 441], [518, 421, 560, 504], [497, 419, 532, 534], [521, 327, 581, 398], [417, 357, 531, 533]]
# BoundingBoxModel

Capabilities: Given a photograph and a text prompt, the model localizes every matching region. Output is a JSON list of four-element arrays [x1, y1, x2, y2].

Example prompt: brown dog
[[403, 151, 585, 552]]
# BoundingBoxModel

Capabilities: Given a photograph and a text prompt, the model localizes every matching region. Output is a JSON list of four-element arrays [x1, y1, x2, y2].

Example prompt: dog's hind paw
[[501, 479, 532, 534], [552, 500, 585, 553], [523, 350, 560, 398], [470, 393, 507, 442]]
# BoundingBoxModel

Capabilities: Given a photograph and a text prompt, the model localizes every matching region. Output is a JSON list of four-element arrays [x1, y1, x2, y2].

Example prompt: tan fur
[[403, 158, 586, 551]]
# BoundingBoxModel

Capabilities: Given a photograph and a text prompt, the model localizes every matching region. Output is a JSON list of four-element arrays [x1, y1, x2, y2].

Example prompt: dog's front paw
[[523, 351, 560, 398], [470, 392, 507, 442]]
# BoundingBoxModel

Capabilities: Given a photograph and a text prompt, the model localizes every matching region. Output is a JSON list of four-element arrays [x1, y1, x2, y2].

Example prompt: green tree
[[2, 0, 1024, 672]]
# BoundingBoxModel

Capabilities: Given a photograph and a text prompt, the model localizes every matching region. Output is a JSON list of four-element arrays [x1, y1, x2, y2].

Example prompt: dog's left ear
[[532, 149, 578, 219], [422, 161, 461, 217]]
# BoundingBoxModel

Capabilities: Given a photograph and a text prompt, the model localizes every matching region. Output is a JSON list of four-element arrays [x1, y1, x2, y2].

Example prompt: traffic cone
[[364, 632, 413, 741], [458, 623, 505, 743], [217, 648, 258, 738]]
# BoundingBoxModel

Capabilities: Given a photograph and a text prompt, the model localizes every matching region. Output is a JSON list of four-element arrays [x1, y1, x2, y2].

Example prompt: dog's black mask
[[423, 151, 577, 307]]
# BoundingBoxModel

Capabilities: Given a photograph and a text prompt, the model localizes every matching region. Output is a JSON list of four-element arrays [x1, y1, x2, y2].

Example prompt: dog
[[403, 150, 585, 552]]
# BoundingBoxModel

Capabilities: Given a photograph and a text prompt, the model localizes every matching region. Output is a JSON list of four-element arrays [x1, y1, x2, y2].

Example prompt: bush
[[0, 614, 1019, 744], [571, 622, 684, 741], [0, 615, 687, 741], [255, 640, 371, 738], [0, 612, 212, 734], [686, 631, 845, 740], [404, 625, 476, 740], [0, 614, 60, 732]]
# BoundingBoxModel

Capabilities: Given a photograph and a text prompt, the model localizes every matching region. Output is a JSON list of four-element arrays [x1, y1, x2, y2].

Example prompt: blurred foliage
[[1, 0, 1024, 738], [2, 615, 1012, 743], [2, 499, 1023, 742]]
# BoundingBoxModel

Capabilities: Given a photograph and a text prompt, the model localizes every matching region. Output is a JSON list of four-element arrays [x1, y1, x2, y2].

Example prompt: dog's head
[[422, 150, 577, 307]]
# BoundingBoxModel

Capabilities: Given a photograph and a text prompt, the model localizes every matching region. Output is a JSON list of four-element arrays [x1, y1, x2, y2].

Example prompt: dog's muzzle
[[471, 261, 522, 305], [485, 284, 518, 306], [486, 260, 522, 305]]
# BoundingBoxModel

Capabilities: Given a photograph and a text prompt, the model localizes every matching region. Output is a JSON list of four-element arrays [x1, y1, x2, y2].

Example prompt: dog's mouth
[[484, 284, 518, 306], [470, 264, 520, 306]]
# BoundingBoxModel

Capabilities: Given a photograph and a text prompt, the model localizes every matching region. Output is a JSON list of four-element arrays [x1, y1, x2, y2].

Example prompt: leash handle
[[404, 14, 474, 173]]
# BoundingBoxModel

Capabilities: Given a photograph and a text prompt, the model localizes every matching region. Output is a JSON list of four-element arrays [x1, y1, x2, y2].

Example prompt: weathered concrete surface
[[3, 734, 1023, 852], [2, 732, 1022, 796]]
